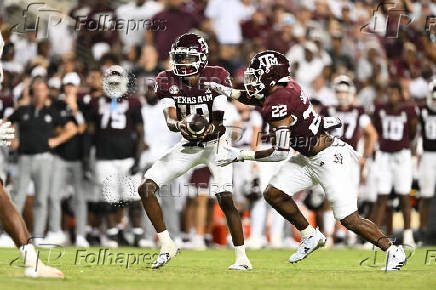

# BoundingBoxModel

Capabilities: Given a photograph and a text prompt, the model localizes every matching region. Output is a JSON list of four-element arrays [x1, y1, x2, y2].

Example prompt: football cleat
[[289, 228, 326, 263], [151, 241, 179, 269], [228, 258, 252, 271], [382, 245, 407, 271], [76, 235, 90, 248], [25, 261, 64, 278]]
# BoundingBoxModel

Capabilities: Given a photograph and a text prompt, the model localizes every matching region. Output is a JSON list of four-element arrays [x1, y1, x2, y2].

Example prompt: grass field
[[0, 246, 435, 289]]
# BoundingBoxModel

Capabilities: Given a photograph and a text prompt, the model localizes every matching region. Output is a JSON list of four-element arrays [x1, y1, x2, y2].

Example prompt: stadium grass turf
[[0, 247, 435, 289]]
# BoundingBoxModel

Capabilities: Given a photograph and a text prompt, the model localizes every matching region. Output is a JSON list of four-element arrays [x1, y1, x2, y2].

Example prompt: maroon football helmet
[[169, 33, 209, 77], [244, 50, 291, 99]]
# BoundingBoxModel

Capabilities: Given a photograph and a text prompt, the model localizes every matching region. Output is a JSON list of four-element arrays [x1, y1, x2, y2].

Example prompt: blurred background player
[[86, 65, 145, 247], [231, 101, 289, 249], [138, 33, 251, 270], [321, 75, 377, 247], [138, 76, 182, 248], [372, 82, 418, 247], [417, 79, 436, 244]]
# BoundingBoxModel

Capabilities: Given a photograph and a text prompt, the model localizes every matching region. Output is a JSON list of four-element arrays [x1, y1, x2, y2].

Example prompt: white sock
[[19, 244, 39, 267], [235, 245, 248, 261], [323, 210, 335, 237], [403, 229, 414, 242], [133, 228, 144, 235], [106, 227, 118, 236], [157, 230, 173, 246], [271, 210, 285, 238], [301, 225, 315, 238]]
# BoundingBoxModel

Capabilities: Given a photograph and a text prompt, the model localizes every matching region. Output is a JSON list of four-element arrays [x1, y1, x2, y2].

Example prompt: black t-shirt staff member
[[7, 78, 75, 242], [46, 72, 90, 247]]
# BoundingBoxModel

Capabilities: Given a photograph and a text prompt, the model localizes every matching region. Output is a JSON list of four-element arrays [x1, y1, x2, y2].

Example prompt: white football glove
[[216, 145, 242, 167], [204, 82, 233, 98], [0, 120, 15, 146]]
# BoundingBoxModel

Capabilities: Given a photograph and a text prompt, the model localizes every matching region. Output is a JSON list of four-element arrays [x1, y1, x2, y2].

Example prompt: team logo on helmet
[[257, 54, 279, 72], [244, 50, 290, 99]]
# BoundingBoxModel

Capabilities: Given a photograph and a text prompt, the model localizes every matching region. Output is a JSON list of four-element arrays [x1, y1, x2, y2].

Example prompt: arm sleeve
[[249, 127, 290, 162], [256, 150, 289, 162], [212, 94, 227, 112], [159, 97, 175, 109]]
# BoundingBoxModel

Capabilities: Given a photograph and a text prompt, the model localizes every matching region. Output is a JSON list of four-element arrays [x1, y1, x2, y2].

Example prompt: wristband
[[240, 150, 256, 161], [175, 121, 181, 131], [208, 123, 216, 134], [231, 89, 241, 99]]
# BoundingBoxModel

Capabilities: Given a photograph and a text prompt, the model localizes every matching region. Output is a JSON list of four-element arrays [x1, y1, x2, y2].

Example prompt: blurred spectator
[[117, 0, 163, 54], [294, 42, 325, 92], [147, 0, 200, 64], [205, 0, 254, 45]]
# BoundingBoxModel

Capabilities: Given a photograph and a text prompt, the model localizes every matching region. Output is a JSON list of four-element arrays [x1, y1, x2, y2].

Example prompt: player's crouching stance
[[137, 33, 251, 270], [0, 121, 63, 278], [206, 50, 406, 271]]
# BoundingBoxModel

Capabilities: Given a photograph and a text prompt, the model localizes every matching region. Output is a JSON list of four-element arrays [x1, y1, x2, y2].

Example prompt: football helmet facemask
[[170, 33, 209, 77], [244, 50, 291, 100]]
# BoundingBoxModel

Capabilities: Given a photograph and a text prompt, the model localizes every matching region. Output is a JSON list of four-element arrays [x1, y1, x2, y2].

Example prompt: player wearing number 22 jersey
[[206, 50, 406, 271], [138, 33, 252, 271]]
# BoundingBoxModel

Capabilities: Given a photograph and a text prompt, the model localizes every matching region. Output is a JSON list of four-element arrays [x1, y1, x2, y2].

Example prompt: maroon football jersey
[[321, 105, 366, 150], [373, 104, 417, 152], [418, 105, 436, 152], [155, 66, 231, 140], [260, 79, 331, 156], [88, 96, 143, 160]]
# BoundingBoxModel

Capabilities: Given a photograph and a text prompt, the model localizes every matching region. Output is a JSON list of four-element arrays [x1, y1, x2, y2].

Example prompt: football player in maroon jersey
[[87, 66, 146, 248], [206, 50, 406, 271], [372, 82, 418, 247], [138, 33, 251, 270], [417, 79, 436, 242]]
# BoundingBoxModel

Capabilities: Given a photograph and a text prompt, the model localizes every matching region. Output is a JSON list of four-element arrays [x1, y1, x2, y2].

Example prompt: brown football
[[182, 113, 209, 140]]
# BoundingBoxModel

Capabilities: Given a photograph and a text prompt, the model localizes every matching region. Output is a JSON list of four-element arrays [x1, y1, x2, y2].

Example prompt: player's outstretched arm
[[216, 116, 292, 167], [204, 82, 262, 106]]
